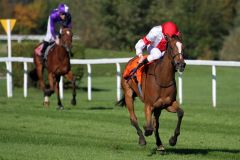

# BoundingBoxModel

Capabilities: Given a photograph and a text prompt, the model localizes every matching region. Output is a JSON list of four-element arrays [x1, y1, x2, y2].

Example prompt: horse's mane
[[166, 35, 182, 57]]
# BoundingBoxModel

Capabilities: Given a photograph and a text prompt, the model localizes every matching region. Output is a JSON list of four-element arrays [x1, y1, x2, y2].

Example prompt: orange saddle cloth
[[123, 55, 149, 84]]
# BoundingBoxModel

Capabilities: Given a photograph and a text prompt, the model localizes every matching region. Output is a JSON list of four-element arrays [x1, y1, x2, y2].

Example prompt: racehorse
[[30, 28, 76, 109], [117, 35, 186, 153]]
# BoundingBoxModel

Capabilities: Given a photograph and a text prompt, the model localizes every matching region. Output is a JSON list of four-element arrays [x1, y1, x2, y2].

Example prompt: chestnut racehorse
[[117, 35, 186, 152], [30, 28, 76, 109]]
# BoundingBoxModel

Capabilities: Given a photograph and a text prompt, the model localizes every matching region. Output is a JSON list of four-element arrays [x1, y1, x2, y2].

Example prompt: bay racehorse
[[117, 35, 186, 153], [30, 28, 76, 109]]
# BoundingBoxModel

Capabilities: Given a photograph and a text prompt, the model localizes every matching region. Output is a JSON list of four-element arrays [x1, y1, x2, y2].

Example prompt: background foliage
[[0, 0, 239, 59]]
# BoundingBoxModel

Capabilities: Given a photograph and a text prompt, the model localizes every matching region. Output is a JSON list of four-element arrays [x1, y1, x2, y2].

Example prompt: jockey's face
[[60, 13, 66, 20]]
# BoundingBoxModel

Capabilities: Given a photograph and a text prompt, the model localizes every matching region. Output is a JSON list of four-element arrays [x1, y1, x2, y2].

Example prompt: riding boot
[[41, 41, 49, 60], [130, 58, 149, 77]]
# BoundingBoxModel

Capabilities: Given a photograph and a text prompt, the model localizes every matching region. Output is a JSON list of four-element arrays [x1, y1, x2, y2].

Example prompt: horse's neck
[[153, 54, 175, 83], [53, 45, 68, 58]]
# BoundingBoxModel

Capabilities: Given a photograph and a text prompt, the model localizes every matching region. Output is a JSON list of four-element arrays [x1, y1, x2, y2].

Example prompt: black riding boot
[[41, 41, 49, 59]]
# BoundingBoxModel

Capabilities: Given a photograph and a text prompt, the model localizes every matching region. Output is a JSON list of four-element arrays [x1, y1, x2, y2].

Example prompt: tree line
[[0, 0, 239, 60]]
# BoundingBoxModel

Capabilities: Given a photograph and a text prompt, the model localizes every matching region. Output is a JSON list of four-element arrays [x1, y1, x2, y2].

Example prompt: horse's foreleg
[[153, 109, 165, 152], [166, 101, 184, 146], [65, 71, 76, 106], [144, 104, 154, 136], [55, 75, 63, 110]]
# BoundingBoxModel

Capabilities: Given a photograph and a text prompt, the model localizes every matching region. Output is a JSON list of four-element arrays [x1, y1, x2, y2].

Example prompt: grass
[[0, 64, 240, 160]]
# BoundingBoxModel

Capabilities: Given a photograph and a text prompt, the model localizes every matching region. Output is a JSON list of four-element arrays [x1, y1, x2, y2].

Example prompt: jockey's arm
[[135, 27, 158, 58], [50, 14, 57, 39]]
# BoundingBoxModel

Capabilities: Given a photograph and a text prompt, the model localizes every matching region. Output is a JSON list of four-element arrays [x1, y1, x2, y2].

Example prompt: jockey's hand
[[138, 54, 144, 63], [55, 38, 60, 45]]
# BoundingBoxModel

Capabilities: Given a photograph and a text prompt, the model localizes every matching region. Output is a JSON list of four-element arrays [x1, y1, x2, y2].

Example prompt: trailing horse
[[117, 35, 186, 153], [29, 28, 76, 109]]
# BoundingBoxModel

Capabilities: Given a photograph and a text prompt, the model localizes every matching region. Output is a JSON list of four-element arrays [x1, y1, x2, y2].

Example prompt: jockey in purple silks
[[41, 3, 72, 56]]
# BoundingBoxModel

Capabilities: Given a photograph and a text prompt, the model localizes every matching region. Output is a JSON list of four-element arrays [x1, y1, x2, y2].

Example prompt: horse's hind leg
[[123, 82, 146, 145], [126, 94, 146, 146], [55, 75, 64, 110], [65, 71, 76, 105], [44, 72, 55, 106], [34, 56, 45, 90], [166, 101, 184, 146]]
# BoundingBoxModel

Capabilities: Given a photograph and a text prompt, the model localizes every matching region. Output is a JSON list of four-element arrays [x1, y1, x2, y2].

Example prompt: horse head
[[60, 28, 73, 53], [165, 34, 186, 73]]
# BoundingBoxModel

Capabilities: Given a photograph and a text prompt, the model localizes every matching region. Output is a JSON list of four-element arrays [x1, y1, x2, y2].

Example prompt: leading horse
[[30, 28, 76, 109], [117, 35, 186, 152]]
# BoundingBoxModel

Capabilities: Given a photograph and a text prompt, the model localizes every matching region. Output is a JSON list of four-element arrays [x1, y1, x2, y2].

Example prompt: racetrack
[[0, 66, 239, 160]]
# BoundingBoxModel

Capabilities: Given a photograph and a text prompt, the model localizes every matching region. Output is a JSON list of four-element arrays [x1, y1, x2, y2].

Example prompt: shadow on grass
[[87, 106, 113, 110], [167, 148, 240, 155], [79, 87, 110, 92], [149, 148, 240, 156]]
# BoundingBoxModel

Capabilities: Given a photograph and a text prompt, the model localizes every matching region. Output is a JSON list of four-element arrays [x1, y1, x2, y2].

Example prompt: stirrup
[[137, 83, 143, 97]]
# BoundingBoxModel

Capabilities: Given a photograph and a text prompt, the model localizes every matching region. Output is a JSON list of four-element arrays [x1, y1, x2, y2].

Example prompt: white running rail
[[0, 35, 80, 43], [0, 57, 240, 107]]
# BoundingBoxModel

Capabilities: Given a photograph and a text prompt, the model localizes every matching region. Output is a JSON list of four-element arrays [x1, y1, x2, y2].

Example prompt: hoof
[[143, 125, 153, 137], [57, 105, 64, 110], [157, 145, 166, 155], [43, 101, 50, 107], [138, 136, 146, 146], [71, 99, 76, 106], [169, 136, 177, 146]]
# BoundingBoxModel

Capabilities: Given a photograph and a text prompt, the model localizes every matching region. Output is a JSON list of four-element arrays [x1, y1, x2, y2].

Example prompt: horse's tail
[[116, 94, 126, 107], [28, 68, 38, 81]]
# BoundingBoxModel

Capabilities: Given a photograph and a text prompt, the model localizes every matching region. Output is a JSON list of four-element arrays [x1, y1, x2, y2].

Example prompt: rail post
[[23, 62, 28, 97], [212, 65, 216, 107], [178, 72, 183, 104], [87, 64, 92, 101], [116, 63, 121, 101]]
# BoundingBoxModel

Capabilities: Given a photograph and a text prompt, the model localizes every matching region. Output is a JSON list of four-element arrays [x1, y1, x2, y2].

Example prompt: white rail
[[0, 57, 240, 107], [0, 35, 80, 43]]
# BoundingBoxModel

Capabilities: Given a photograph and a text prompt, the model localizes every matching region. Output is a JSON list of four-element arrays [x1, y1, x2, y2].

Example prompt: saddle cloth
[[123, 55, 150, 84], [34, 42, 55, 60]]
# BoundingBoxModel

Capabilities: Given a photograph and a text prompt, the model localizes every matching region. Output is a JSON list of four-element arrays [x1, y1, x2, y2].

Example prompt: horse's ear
[[165, 35, 171, 41], [178, 32, 183, 42]]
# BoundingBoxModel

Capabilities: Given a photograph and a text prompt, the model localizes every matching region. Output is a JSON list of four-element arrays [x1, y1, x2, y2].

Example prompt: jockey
[[41, 3, 72, 56], [131, 21, 180, 75]]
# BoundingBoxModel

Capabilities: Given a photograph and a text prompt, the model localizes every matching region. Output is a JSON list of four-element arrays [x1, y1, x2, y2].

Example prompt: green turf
[[0, 66, 239, 160]]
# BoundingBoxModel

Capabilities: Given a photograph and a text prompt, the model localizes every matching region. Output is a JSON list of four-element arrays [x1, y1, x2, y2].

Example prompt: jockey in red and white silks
[[132, 21, 180, 73]]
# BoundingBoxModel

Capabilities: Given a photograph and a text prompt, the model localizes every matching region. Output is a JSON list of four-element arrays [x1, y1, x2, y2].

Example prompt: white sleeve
[[145, 27, 158, 42], [135, 27, 159, 56], [135, 39, 145, 56]]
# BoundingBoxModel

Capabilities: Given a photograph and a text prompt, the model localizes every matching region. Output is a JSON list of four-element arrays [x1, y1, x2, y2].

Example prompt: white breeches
[[146, 46, 165, 62], [44, 17, 55, 42]]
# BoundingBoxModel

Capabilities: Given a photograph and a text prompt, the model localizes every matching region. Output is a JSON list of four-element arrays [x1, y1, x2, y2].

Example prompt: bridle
[[60, 29, 73, 54]]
